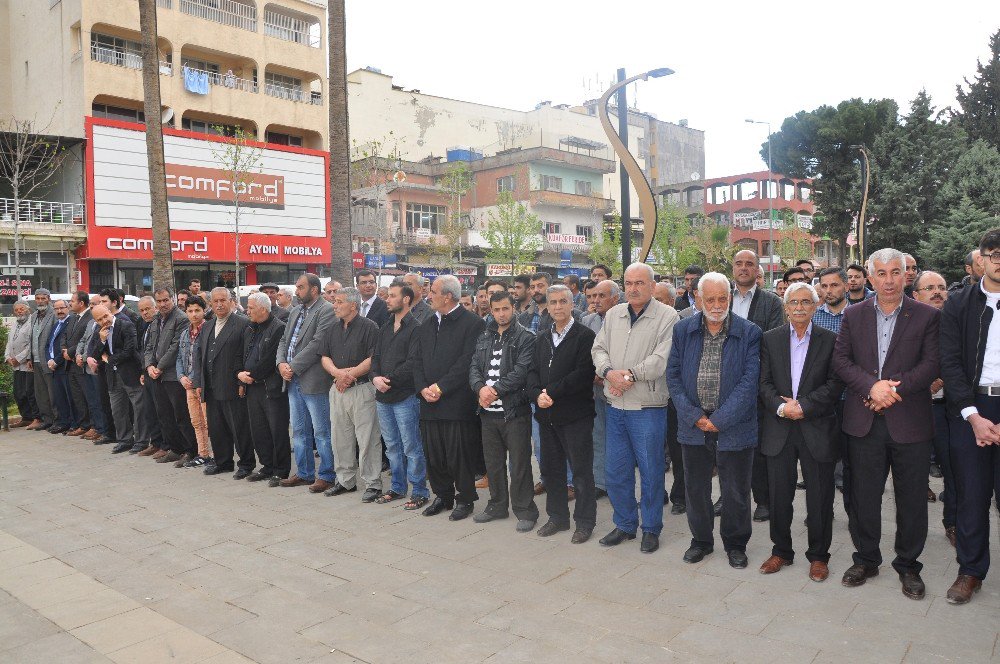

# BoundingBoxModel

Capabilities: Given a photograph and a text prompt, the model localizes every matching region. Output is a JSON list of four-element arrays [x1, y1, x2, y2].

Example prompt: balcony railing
[[180, 0, 257, 32], [184, 65, 257, 93], [91, 44, 142, 70], [0, 199, 85, 225], [264, 81, 305, 102], [264, 10, 320, 47]]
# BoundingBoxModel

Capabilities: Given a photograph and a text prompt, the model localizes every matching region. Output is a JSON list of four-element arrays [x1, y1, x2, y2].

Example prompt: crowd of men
[[5, 232, 1000, 607]]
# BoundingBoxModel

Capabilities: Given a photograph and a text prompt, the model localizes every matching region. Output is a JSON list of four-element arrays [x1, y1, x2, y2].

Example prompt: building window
[[576, 225, 593, 240], [264, 71, 304, 101], [182, 118, 240, 137], [265, 131, 302, 147], [544, 222, 561, 235], [574, 180, 593, 196], [540, 175, 562, 192], [496, 175, 515, 193], [405, 203, 446, 234], [182, 58, 220, 74], [92, 103, 145, 123]]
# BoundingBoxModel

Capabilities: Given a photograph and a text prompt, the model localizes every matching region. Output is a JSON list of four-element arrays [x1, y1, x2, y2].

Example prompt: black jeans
[[766, 425, 835, 563], [666, 400, 685, 506], [540, 416, 596, 530], [206, 392, 254, 472], [13, 370, 39, 421], [151, 378, 197, 456], [682, 436, 754, 552], [480, 413, 538, 522], [420, 419, 481, 505], [751, 413, 769, 508], [931, 401, 957, 529], [848, 416, 930, 574], [247, 384, 291, 479]]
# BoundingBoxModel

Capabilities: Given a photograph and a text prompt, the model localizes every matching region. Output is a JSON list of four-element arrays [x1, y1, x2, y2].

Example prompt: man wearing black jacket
[[62, 292, 93, 437], [412, 274, 486, 520], [371, 281, 429, 508], [239, 293, 290, 485], [528, 284, 597, 543], [91, 304, 144, 454], [469, 292, 538, 532]]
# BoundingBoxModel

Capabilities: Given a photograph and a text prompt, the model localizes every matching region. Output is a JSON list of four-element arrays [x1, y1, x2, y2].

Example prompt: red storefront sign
[[352, 252, 365, 269], [78, 226, 328, 262]]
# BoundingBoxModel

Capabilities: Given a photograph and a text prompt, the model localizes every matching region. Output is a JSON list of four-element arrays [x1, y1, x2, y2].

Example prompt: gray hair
[[546, 284, 572, 301], [12, 300, 30, 312], [336, 287, 362, 308], [699, 271, 731, 294], [435, 275, 461, 302], [138, 295, 155, 306], [34, 288, 51, 297], [624, 262, 655, 281], [783, 282, 819, 304], [597, 279, 621, 298], [660, 281, 677, 301], [210, 286, 230, 299], [278, 286, 294, 297], [247, 292, 272, 311], [405, 272, 426, 286], [866, 248, 906, 275]]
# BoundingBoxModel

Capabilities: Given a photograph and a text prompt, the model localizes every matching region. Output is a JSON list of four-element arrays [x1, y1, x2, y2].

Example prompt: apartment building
[[0, 0, 329, 296]]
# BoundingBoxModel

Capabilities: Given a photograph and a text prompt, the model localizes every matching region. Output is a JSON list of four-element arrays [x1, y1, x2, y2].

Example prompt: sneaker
[[184, 456, 208, 468]]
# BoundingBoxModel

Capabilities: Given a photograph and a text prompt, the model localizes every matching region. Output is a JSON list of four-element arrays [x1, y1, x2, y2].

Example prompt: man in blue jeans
[[592, 263, 679, 554], [276, 273, 337, 491], [371, 281, 429, 508]]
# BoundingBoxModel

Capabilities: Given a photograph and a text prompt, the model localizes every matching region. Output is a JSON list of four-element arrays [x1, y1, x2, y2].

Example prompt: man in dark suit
[[46, 299, 76, 434], [62, 292, 94, 438], [758, 282, 843, 582], [833, 248, 940, 600], [144, 287, 199, 464], [730, 249, 785, 522], [91, 304, 145, 454], [194, 287, 253, 477], [674, 264, 704, 311], [357, 270, 390, 328]]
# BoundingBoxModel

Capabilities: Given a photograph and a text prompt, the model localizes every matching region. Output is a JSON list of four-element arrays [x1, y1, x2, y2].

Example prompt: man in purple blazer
[[832, 247, 940, 601]]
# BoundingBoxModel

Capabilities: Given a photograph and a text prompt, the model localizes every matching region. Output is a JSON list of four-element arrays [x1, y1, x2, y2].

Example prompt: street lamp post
[[849, 144, 870, 264], [597, 67, 674, 268], [745, 119, 774, 284]]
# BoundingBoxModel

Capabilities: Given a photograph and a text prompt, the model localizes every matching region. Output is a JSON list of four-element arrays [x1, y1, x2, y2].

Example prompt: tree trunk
[[328, 1, 352, 282], [138, 0, 174, 291]]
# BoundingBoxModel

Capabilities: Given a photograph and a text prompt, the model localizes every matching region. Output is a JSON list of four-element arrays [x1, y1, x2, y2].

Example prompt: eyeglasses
[[915, 285, 946, 292], [786, 299, 815, 308], [983, 251, 1000, 265]]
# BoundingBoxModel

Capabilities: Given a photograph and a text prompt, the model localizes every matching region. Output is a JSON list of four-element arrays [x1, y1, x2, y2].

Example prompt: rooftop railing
[[179, 0, 257, 32]]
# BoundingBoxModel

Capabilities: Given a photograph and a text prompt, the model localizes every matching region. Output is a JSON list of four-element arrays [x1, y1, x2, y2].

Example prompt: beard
[[704, 309, 729, 324]]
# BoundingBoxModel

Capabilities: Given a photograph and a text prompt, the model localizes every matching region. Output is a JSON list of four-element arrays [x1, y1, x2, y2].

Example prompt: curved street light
[[597, 67, 674, 265], [849, 144, 870, 263]]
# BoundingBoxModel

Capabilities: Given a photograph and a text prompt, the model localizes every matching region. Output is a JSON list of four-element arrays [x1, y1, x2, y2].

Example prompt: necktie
[[362, 302, 369, 317]]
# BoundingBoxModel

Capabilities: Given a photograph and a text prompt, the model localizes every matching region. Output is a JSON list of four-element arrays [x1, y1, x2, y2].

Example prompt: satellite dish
[[161, 107, 174, 124], [691, 172, 700, 181]]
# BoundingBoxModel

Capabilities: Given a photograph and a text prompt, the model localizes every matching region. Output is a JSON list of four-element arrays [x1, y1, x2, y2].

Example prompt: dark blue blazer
[[666, 312, 761, 450]]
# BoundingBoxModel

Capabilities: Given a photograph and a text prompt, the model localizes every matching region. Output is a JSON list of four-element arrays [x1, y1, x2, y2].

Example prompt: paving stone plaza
[[1, 429, 998, 663]]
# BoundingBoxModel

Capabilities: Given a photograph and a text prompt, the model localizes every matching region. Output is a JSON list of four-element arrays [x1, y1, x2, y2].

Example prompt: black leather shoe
[[841, 563, 879, 587], [537, 521, 570, 537], [727, 550, 749, 569], [422, 496, 453, 516], [268, 476, 283, 488], [595, 488, 608, 499], [129, 443, 148, 454], [683, 546, 712, 563], [323, 482, 357, 497], [111, 442, 132, 454], [571, 527, 592, 544], [670, 502, 687, 515], [449, 502, 474, 521], [599, 528, 636, 547], [640, 532, 659, 554], [233, 468, 252, 480], [752, 505, 770, 522], [899, 571, 926, 600], [361, 488, 381, 503], [713, 498, 723, 517], [203, 463, 233, 475], [48, 426, 68, 435]]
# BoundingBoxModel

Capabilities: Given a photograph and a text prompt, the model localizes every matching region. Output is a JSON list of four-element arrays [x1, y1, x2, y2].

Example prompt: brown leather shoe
[[279, 475, 311, 488], [25, 419, 45, 430], [475, 475, 489, 489], [945, 526, 957, 548], [10, 418, 31, 428], [65, 427, 85, 437], [151, 449, 168, 460], [927, 487, 937, 503], [156, 451, 181, 464], [533, 482, 546, 496], [759, 555, 792, 574], [809, 560, 829, 582], [82, 429, 101, 440], [138, 445, 158, 457], [308, 479, 333, 493], [946, 574, 982, 604]]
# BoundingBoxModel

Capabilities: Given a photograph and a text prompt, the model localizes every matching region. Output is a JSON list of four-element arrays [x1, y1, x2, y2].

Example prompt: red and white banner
[[546, 233, 586, 245]]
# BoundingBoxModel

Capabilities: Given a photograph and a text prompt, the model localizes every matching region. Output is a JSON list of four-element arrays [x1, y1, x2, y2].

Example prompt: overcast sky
[[344, 1, 999, 180]]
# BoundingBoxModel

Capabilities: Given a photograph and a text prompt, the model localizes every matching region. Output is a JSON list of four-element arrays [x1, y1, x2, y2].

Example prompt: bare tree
[[137, 0, 174, 290], [0, 114, 67, 299], [350, 134, 403, 278], [211, 127, 263, 294], [328, 0, 352, 282]]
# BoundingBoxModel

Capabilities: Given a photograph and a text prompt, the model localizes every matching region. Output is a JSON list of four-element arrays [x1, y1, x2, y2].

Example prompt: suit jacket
[[759, 324, 843, 462], [62, 310, 92, 374], [243, 314, 286, 397], [732, 287, 785, 333], [363, 296, 390, 329], [48, 316, 72, 373], [275, 298, 336, 395], [832, 296, 940, 443], [30, 308, 55, 373], [272, 305, 290, 322], [99, 317, 142, 387], [143, 307, 187, 382], [409, 299, 432, 325], [194, 313, 250, 401], [5, 317, 33, 371]]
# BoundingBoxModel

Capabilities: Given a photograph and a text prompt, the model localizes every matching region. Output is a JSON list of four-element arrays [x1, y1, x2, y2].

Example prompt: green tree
[[867, 91, 967, 253], [767, 98, 898, 263], [649, 203, 698, 278], [689, 217, 736, 273], [953, 30, 1000, 151], [211, 127, 263, 293], [937, 139, 1000, 216], [775, 211, 814, 265], [482, 191, 542, 270], [920, 197, 999, 283], [437, 162, 473, 264], [589, 217, 623, 278]]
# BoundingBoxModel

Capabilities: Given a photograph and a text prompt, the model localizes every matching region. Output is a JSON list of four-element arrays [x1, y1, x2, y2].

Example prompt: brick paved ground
[[1, 428, 998, 663]]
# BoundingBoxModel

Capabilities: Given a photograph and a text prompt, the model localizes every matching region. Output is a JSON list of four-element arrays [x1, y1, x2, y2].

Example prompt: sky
[[343, 1, 1000, 179]]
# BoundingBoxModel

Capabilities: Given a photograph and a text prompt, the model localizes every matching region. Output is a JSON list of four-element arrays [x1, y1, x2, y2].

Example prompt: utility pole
[[616, 68, 630, 270]]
